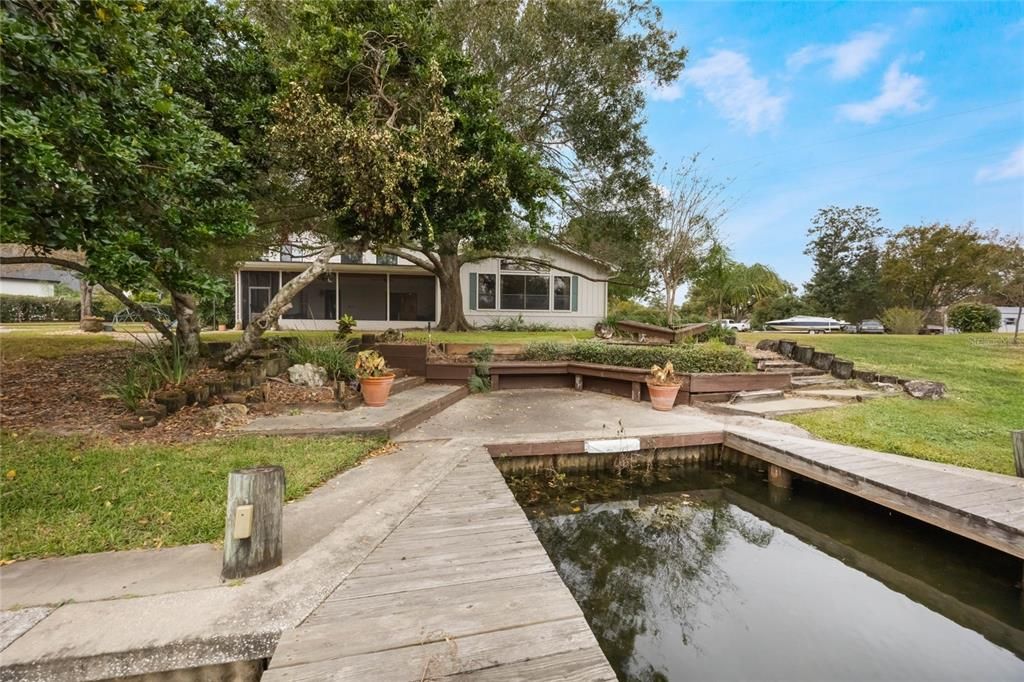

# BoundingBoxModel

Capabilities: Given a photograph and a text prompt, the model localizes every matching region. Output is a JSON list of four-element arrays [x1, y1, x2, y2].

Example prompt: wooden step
[[390, 375, 426, 396]]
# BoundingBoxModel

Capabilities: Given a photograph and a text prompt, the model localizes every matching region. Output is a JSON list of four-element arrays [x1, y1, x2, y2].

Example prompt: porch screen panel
[[240, 271, 280, 327], [389, 275, 436, 321], [281, 273, 336, 319], [339, 274, 387, 320]]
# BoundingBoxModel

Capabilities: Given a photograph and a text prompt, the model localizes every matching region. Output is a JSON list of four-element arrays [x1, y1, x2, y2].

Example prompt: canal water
[[506, 463, 1024, 681]]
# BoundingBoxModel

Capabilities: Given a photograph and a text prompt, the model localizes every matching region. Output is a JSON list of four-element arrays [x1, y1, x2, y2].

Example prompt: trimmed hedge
[[0, 295, 79, 322], [522, 340, 753, 373]]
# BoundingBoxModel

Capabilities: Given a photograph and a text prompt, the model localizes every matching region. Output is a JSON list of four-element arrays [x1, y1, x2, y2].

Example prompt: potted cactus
[[647, 361, 682, 411], [356, 350, 395, 407]]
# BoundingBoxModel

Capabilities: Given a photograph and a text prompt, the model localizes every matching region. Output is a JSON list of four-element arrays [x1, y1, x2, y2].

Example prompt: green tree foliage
[[749, 293, 816, 330], [437, 0, 686, 295], [986, 235, 1023, 343], [0, 0, 275, 351], [880, 307, 925, 335], [262, 0, 556, 331], [879, 222, 999, 315], [947, 302, 1001, 333], [803, 206, 886, 321], [689, 243, 790, 320]]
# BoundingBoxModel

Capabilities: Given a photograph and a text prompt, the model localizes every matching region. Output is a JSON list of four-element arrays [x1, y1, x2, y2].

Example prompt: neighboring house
[[0, 274, 60, 298], [233, 240, 612, 330], [995, 306, 1022, 334]]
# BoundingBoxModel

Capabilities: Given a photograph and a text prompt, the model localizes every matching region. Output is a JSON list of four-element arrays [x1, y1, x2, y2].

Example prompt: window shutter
[[469, 273, 478, 311], [571, 276, 579, 312]]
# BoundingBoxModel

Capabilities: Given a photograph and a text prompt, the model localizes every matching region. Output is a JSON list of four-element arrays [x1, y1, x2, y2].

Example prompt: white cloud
[[788, 30, 891, 80], [838, 61, 928, 124], [647, 81, 682, 102], [976, 145, 1024, 183], [682, 50, 786, 133]]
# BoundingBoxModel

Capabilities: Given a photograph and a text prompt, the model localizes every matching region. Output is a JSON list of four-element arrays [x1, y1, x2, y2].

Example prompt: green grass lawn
[[0, 433, 383, 560], [0, 332, 131, 361], [739, 333, 1024, 475]]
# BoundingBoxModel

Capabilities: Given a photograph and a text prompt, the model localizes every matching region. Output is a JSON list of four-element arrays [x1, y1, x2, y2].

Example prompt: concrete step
[[757, 359, 804, 369], [390, 375, 425, 396], [790, 375, 846, 388], [762, 366, 825, 376], [730, 389, 786, 404], [792, 388, 898, 402]]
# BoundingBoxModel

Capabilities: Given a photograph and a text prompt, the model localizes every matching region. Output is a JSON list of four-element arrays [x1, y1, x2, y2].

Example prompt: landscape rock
[[870, 381, 902, 393], [903, 380, 946, 400], [755, 339, 778, 352], [377, 328, 405, 343], [288, 363, 328, 387], [778, 340, 796, 358], [594, 322, 615, 339], [198, 403, 249, 429], [830, 359, 854, 380]]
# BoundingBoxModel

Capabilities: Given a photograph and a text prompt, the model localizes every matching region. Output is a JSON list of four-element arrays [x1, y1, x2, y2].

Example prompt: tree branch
[[0, 256, 175, 341]]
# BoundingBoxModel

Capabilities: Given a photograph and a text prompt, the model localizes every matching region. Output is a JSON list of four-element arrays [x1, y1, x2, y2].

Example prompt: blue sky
[[644, 1, 1024, 289]]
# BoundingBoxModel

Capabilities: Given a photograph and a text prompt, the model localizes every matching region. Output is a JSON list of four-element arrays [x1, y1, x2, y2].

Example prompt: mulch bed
[[0, 349, 253, 445]]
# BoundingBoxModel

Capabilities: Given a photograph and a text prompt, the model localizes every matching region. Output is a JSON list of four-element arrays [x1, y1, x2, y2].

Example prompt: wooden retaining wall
[[376, 343, 428, 376]]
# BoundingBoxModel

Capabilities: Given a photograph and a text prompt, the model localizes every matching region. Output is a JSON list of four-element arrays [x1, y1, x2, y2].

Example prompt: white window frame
[[488, 263, 571, 313]]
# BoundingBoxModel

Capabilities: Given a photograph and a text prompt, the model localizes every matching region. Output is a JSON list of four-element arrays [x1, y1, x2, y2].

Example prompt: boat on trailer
[[765, 315, 848, 334]]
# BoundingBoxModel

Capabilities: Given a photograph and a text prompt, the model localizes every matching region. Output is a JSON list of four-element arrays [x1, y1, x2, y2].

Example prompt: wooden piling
[[222, 466, 285, 580], [1013, 430, 1024, 478], [768, 464, 792, 489]]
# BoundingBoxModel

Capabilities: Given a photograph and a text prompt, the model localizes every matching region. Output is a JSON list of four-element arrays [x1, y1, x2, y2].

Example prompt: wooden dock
[[724, 427, 1024, 559], [262, 448, 615, 681]]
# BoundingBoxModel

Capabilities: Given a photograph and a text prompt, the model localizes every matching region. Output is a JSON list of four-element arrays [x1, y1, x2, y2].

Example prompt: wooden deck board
[[263, 448, 614, 681], [725, 427, 1024, 558]]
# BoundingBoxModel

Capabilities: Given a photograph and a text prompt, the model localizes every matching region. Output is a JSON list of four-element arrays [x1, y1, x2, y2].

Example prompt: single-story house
[[995, 306, 1022, 334], [0, 246, 83, 298], [233, 241, 612, 330]]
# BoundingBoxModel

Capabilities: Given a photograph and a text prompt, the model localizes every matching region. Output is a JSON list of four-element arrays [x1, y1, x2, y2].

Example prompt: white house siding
[[236, 241, 610, 331], [996, 306, 1022, 334], [461, 246, 610, 329], [0, 278, 55, 297]]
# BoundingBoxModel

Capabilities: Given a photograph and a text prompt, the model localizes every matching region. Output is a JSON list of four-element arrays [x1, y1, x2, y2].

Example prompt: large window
[[389, 275, 436, 321], [500, 274, 550, 310]]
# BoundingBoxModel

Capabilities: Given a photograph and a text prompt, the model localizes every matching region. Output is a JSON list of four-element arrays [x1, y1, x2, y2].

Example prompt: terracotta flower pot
[[647, 382, 681, 411], [360, 374, 395, 407]]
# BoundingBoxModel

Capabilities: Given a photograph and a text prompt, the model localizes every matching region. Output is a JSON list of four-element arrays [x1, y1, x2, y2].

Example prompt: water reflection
[[512, 465, 1024, 681]]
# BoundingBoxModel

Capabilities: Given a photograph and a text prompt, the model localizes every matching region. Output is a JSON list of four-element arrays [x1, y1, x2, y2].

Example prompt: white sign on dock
[[584, 438, 641, 454]]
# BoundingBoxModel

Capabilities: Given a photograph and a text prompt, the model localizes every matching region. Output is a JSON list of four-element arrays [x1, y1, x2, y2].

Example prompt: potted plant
[[647, 361, 682, 411], [355, 349, 395, 407], [335, 314, 357, 339]]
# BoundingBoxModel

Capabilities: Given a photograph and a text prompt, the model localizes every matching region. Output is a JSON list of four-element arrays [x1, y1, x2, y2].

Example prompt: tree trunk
[[1015, 305, 1022, 345], [665, 284, 676, 326], [437, 253, 472, 331], [222, 245, 339, 367], [79, 280, 93, 329], [171, 291, 202, 357]]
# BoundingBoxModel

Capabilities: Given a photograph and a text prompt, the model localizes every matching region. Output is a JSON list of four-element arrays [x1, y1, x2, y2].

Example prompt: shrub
[[138, 339, 191, 387], [468, 345, 494, 393], [948, 302, 1001, 333], [107, 358, 160, 410], [604, 300, 669, 328], [480, 315, 554, 332], [287, 339, 356, 380], [0, 295, 79, 322], [880, 307, 925, 335], [695, 322, 736, 344], [522, 340, 753, 373]]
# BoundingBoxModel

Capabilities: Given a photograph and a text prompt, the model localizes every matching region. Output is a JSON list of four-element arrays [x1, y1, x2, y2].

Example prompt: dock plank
[[724, 427, 1024, 558], [263, 448, 614, 681]]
